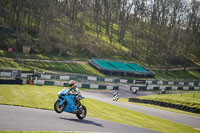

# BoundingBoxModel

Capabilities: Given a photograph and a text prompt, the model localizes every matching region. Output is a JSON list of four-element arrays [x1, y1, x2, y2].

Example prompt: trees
[[0, 0, 199, 68], [117, 0, 134, 44]]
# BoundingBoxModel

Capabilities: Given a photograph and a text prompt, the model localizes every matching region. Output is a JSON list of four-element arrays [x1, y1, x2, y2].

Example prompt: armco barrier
[[29, 80, 119, 90], [0, 72, 12, 77], [128, 98, 200, 114], [0, 70, 199, 89], [44, 81, 54, 86], [113, 86, 119, 90], [166, 87, 172, 90], [81, 84, 90, 88], [99, 85, 107, 89], [178, 87, 183, 90]]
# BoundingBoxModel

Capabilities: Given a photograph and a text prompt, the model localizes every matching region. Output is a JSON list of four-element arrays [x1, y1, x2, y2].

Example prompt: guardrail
[[0, 70, 199, 91], [28, 80, 119, 90]]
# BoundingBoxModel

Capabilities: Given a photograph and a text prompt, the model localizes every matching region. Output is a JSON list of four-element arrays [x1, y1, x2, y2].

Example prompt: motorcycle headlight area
[[58, 91, 62, 96], [58, 91, 66, 96]]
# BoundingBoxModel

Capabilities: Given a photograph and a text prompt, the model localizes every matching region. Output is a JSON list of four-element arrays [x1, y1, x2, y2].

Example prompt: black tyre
[[76, 105, 87, 119], [54, 99, 66, 113]]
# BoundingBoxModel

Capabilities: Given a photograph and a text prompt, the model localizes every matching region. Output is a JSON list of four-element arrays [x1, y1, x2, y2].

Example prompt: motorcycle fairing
[[58, 98, 64, 105], [64, 94, 77, 112]]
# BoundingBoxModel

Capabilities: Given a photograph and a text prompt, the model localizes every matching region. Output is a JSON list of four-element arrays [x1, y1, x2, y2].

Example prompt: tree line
[[0, 0, 200, 68]]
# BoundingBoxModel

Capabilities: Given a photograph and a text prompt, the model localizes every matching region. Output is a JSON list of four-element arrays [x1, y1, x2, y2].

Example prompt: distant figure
[[130, 86, 138, 94], [132, 89, 137, 94], [161, 89, 166, 94], [112, 91, 119, 101], [146, 82, 148, 88]]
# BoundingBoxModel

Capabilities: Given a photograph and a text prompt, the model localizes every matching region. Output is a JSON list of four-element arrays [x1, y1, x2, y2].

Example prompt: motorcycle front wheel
[[76, 105, 87, 119], [54, 99, 66, 113]]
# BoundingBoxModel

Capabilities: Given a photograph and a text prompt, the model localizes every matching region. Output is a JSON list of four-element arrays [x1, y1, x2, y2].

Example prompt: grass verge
[[137, 92, 200, 108], [0, 85, 200, 133]]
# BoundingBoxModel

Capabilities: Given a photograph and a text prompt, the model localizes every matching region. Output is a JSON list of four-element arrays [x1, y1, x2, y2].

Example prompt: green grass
[[0, 58, 104, 76], [188, 54, 200, 67], [119, 98, 200, 117], [0, 85, 200, 133], [154, 70, 200, 80], [1, 49, 200, 80], [137, 92, 200, 108], [0, 50, 89, 61], [1, 54, 200, 80], [0, 50, 14, 58], [22, 61, 104, 76]]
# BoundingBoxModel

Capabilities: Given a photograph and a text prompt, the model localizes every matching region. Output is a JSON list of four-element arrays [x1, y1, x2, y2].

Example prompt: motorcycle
[[130, 87, 138, 94], [112, 92, 119, 101], [131, 89, 137, 94], [54, 88, 87, 119]]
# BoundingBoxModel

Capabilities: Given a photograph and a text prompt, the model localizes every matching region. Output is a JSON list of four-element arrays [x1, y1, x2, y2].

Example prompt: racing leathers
[[68, 86, 82, 106]]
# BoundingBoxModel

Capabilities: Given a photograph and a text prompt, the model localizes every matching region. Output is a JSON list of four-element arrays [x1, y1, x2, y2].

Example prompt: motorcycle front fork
[[75, 98, 81, 106]]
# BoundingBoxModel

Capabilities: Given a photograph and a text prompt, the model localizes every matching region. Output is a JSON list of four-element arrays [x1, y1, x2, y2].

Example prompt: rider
[[68, 80, 82, 105], [113, 91, 119, 97], [113, 91, 119, 101]]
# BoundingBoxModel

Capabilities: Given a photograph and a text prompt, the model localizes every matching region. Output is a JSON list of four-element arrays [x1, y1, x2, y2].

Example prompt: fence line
[[0, 69, 200, 89]]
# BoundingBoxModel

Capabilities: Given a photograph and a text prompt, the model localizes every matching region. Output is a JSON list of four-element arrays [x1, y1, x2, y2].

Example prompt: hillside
[[0, 0, 200, 79], [0, 50, 200, 80]]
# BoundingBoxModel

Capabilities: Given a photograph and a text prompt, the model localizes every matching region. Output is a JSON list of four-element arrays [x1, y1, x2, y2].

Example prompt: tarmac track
[[0, 105, 159, 133], [1, 88, 200, 132]]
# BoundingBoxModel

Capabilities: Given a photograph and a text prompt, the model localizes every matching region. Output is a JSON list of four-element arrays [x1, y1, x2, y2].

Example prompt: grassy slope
[[0, 57, 104, 76], [154, 69, 200, 80], [0, 85, 200, 133], [0, 50, 89, 61], [188, 54, 200, 67], [1, 50, 200, 79], [2, 11, 200, 77], [1, 19, 200, 79]]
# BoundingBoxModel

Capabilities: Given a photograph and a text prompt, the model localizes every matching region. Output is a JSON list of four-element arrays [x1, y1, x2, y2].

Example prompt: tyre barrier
[[0, 79, 23, 84], [128, 98, 200, 114]]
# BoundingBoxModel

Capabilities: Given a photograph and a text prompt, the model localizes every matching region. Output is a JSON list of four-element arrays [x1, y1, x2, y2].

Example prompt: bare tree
[[118, 0, 134, 44]]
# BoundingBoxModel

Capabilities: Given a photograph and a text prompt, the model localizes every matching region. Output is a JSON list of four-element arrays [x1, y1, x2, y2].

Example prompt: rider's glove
[[78, 95, 82, 100]]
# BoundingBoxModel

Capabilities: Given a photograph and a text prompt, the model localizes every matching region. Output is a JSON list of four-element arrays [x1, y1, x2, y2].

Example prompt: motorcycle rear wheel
[[54, 99, 66, 113], [76, 105, 87, 119]]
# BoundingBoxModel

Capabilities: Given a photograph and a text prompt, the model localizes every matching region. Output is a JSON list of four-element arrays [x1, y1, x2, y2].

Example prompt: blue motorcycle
[[54, 88, 87, 119]]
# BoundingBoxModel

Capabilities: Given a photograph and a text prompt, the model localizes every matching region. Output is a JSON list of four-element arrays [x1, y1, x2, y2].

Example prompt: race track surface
[[0, 105, 159, 133]]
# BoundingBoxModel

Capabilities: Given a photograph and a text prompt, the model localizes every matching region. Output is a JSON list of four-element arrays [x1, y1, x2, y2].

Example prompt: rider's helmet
[[68, 80, 76, 88]]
